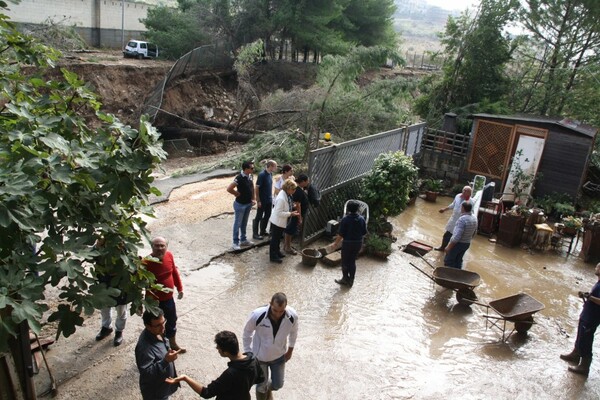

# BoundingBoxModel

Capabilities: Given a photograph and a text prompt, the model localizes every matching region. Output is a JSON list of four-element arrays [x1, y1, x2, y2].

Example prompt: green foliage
[[143, 0, 399, 61], [562, 216, 583, 230], [234, 39, 265, 77], [174, 130, 307, 176], [534, 192, 573, 216], [361, 151, 419, 218], [515, 0, 600, 118], [365, 234, 393, 254], [0, 11, 166, 352], [415, 0, 518, 122], [424, 178, 444, 192], [142, 5, 209, 59]]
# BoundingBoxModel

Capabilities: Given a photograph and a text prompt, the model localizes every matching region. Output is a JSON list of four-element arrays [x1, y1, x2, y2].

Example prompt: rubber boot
[[560, 348, 580, 363], [283, 234, 297, 254], [568, 356, 592, 376], [256, 389, 268, 400], [169, 335, 186, 354]]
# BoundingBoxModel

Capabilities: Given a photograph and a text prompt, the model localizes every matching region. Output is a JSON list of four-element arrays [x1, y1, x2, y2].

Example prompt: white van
[[123, 40, 159, 59]]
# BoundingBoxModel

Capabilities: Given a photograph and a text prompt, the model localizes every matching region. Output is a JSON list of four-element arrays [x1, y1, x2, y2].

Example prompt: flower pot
[[424, 191, 438, 202], [562, 226, 577, 236], [371, 250, 391, 259]]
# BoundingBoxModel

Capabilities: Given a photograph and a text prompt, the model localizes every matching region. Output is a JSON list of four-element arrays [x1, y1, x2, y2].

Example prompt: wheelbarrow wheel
[[514, 316, 534, 334], [456, 288, 477, 306]]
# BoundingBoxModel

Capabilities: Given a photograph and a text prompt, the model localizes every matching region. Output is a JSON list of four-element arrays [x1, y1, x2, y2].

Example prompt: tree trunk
[[159, 127, 253, 143]]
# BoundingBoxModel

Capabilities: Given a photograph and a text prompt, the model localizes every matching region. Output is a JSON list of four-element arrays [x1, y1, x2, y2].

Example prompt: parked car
[[123, 40, 158, 59]]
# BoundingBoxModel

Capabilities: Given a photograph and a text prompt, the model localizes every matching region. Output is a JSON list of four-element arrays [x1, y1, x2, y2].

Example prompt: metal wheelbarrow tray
[[488, 293, 545, 321], [409, 262, 481, 306], [432, 267, 481, 291], [484, 293, 545, 340]]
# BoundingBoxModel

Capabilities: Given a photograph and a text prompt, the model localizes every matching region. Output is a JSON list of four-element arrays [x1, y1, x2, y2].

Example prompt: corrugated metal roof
[[471, 113, 597, 138]]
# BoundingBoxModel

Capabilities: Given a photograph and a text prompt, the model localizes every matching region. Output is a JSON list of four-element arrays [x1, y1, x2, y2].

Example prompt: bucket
[[301, 248, 322, 267]]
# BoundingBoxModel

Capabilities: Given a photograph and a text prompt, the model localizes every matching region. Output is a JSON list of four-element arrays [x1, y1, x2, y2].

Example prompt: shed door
[[502, 134, 545, 204]]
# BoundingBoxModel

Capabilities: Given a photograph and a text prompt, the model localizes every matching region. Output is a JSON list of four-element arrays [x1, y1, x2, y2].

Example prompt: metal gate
[[302, 123, 425, 244]]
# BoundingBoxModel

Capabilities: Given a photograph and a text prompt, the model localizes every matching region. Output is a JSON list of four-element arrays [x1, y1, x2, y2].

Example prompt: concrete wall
[[4, 0, 153, 48]]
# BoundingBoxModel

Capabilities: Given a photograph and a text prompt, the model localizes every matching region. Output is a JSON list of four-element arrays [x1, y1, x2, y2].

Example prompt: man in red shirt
[[142, 237, 186, 353]]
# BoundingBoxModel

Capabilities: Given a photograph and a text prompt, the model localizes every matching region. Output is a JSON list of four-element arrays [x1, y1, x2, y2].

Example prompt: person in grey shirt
[[444, 201, 477, 269], [135, 309, 181, 400]]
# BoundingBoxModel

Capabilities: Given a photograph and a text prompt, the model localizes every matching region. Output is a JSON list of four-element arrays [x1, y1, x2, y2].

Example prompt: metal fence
[[302, 123, 426, 244], [141, 44, 234, 121]]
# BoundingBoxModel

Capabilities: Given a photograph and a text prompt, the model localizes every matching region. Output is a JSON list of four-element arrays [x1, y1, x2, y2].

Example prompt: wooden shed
[[465, 114, 597, 201]]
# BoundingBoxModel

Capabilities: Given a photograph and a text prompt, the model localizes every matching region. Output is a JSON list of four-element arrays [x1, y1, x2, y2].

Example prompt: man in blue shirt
[[253, 160, 277, 240], [560, 262, 600, 376], [135, 309, 181, 399], [444, 201, 477, 269]]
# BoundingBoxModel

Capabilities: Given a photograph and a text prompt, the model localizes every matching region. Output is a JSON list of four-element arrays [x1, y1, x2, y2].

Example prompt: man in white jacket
[[243, 292, 298, 400]]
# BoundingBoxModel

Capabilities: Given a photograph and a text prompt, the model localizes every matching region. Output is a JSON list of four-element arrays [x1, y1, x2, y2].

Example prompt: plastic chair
[[344, 200, 369, 224]]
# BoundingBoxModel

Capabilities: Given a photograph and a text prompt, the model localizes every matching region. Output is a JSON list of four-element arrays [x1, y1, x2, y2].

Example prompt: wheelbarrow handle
[[409, 262, 436, 283], [416, 252, 436, 269]]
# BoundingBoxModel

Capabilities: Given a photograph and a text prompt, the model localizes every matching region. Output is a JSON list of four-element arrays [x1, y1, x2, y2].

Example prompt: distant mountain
[[394, 0, 458, 23]]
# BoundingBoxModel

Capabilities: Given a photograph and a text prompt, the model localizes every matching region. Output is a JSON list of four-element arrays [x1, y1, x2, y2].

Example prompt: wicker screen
[[467, 120, 515, 178]]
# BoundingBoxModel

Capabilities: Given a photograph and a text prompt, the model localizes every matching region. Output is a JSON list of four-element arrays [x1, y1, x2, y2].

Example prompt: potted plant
[[423, 179, 443, 202], [561, 216, 583, 236], [408, 178, 421, 206], [365, 234, 393, 259]]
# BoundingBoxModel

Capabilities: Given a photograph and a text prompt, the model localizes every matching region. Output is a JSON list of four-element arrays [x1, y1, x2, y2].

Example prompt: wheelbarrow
[[409, 261, 481, 306], [482, 293, 545, 341]]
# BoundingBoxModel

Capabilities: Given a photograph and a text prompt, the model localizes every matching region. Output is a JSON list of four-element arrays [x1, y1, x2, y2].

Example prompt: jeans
[[256, 355, 286, 393], [254, 202, 272, 235], [342, 241, 362, 282], [444, 242, 471, 269], [575, 318, 599, 357], [100, 305, 128, 332], [233, 201, 252, 244], [159, 298, 178, 339], [270, 224, 285, 259]]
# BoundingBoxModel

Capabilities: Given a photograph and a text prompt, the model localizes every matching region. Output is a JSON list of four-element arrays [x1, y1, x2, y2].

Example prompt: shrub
[[361, 151, 419, 218]]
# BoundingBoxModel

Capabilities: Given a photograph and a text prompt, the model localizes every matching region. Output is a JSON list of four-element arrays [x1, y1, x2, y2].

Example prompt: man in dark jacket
[[560, 262, 600, 376], [165, 331, 263, 400], [135, 309, 181, 400], [334, 201, 367, 288]]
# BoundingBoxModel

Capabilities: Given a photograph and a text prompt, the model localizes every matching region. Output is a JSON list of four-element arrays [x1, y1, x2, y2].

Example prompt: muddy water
[[186, 197, 599, 400], [45, 196, 599, 400]]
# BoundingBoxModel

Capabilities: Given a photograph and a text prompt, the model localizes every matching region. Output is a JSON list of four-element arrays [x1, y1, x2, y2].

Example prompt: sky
[[425, 0, 480, 11]]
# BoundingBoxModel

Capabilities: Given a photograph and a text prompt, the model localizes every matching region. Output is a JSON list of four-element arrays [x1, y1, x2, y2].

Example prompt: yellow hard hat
[[324, 132, 331, 141]]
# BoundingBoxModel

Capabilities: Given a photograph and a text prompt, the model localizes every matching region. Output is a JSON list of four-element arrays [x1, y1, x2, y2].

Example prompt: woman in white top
[[273, 164, 294, 196], [269, 179, 299, 263]]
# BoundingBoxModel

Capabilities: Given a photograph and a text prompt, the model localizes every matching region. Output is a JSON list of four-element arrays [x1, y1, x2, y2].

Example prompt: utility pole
[[121, 0, 125, 49]]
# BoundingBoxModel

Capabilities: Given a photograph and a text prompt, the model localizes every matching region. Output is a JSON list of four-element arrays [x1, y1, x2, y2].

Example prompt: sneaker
[[277, 253, 286, 258], [270, 258, 283, 264], [231, 243, 241, 251], [113, 331, 123, 346], [253, 235, 264, 240], [240, 240, 255, 247], [95, 327, 113, 341]]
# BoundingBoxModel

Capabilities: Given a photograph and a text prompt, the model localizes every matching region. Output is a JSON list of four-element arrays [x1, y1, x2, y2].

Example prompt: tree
[[0, 9, 167, 352], [515, 0, 600, 117], [142, 3, 209, 59], [414, 0, 518, 122]]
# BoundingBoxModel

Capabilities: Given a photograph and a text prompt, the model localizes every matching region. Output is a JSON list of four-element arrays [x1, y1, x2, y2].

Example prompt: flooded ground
[[39, 193, 599, 400]]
